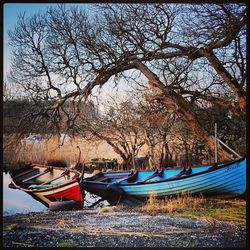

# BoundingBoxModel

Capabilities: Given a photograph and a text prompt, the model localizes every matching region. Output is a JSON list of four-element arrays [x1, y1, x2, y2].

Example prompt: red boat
[[9, 164, 84, 209]]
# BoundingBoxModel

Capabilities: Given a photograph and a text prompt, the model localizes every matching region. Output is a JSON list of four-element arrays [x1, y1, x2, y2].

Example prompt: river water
[[3, 172, 47, 216], [3, 172, 107, 216]]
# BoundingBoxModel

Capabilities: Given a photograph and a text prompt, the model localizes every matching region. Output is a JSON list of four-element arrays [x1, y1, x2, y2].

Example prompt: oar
[[40, 169, 70, 185], [136, 169, 164, 184], [116, 170, 138, 184], [166, 167, 192, 180]]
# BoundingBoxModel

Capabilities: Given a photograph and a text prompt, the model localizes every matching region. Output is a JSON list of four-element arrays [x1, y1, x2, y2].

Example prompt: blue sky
[[3, 3, 91, 79], [3, 3, 131, 102], [4, 4, 54, 78]]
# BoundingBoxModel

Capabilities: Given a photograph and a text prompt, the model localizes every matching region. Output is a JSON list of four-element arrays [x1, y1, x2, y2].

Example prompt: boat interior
[[10, 165, 79, 189], [83, 164, 214, 185]]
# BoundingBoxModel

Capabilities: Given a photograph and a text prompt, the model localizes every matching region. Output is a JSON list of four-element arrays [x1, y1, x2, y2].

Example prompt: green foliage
[[57, 241, 77, 247]]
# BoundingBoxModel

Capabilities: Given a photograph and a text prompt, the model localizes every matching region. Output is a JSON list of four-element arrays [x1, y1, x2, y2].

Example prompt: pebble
[[3, 208, 246, 247]]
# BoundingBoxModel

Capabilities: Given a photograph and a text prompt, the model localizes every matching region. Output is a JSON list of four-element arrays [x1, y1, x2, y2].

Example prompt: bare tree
[[76, 97, 145, 169], [134, 92, 176, 168], [7, 3, 246, 161]]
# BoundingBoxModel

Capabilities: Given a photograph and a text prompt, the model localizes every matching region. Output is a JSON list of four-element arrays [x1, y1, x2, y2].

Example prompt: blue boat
[[80, 157, 246, 206]]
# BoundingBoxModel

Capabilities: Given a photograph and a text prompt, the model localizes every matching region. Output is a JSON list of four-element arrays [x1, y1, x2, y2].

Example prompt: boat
[[80, 170, 141, 206], [9, 163, 84, 209], [80, 171, 136, 205], [80, 157, 246, 206]]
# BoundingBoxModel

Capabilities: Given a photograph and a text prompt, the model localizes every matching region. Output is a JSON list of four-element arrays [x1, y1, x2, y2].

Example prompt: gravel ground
[[3, 208, 246, 247]]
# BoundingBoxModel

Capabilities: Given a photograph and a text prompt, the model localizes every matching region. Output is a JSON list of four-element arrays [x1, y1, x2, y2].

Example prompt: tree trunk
[[143, 130, 156, 169], [88, 128, 133, 169], [200, 49, 246, 115], [133, 60, 232, 162], [159, 132, 173, 168], [171, 102, 232, 162], [160, 140, 172, 168]]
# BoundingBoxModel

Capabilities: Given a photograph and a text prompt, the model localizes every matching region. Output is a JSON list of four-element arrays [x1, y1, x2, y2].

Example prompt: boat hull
[[31, 180, 83, 209], [81, 181, 119, 205], [121, 158, 246, 199], [80, 158, 246, 205], [9, 164, 84, 209]]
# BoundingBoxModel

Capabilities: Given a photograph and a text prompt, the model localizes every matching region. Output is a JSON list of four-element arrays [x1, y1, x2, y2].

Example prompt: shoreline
[[3, 207, 246, 248]]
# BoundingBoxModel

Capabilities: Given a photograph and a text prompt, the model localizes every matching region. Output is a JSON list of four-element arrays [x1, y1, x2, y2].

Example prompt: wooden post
[[214, 123, 218, 163], [82, 164, 85, 179], [216, 138, 241, 158], [132, 152, 135, 170]]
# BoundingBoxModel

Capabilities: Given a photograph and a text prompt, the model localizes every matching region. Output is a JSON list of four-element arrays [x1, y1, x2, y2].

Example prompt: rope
[[116, 194, 123, 206]]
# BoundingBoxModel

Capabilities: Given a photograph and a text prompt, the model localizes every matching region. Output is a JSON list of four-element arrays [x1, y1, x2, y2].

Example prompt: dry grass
[[3, 133, 171, 169], [144, 192, 204, 215], [3, 135, 123, 168], [141, 192, 246, 225], [98, 206, 114, 213]]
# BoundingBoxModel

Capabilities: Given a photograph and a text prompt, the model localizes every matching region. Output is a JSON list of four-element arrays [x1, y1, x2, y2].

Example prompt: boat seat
[[13, 168, 38, 179], [29, 182, 64, 189], [10, 163, 33, 178], [84, 172, 104, 181]]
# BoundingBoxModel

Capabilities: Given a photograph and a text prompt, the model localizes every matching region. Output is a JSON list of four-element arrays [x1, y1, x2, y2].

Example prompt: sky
[[3, 3, 140, 104], [3, 3, 91, 79], [4, 4, 53, 78]]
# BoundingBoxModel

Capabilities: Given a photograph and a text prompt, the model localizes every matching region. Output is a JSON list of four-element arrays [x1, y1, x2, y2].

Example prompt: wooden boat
[[9, 163, 84, 209], [80, 170, 140, 206], [80, 157, 246, 205]]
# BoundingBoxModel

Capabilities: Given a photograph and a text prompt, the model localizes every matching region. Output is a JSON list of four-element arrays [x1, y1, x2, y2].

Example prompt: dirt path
[[3, 208, 246, 247]]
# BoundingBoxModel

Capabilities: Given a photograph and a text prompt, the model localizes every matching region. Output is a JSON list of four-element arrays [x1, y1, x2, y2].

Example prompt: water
[[3, 172, 47, 216], [3, 172, 108, 216]]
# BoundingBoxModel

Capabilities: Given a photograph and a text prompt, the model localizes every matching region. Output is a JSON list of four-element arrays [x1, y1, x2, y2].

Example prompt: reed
[[3, 135, 122, 169]]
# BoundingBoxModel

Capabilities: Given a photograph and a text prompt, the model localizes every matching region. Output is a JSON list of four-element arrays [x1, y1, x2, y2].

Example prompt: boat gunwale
[[121, 157, 245, 186], [10, 178, 81, 193], [10, 164, 82, 193]]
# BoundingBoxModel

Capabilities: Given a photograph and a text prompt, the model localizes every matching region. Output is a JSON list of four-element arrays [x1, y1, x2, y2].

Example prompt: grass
[[57, 241, 77, 247], [98, 206, 114, 213], [8, 223, 28, 231], [141, 192, 246, 226]]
